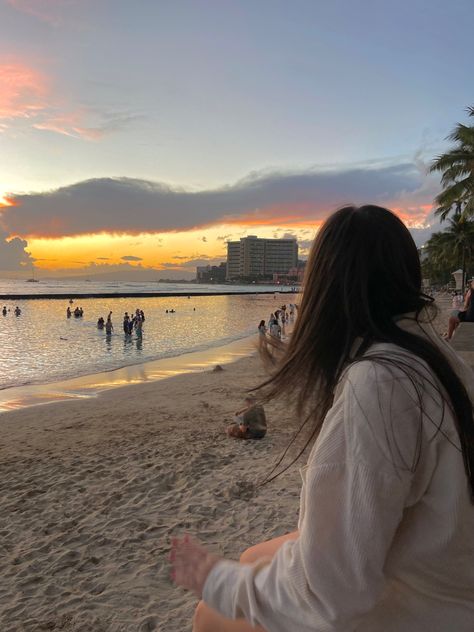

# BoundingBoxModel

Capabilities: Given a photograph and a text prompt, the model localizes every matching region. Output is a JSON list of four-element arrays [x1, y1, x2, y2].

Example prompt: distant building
[[226, 236, 298, 281], [196, 262, 227, 284], [273, 260, 306, 284]]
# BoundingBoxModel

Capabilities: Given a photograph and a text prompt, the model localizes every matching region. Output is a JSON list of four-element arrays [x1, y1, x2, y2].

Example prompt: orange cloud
[[0, 194, 18, 209], [389, 203, 434, 228]]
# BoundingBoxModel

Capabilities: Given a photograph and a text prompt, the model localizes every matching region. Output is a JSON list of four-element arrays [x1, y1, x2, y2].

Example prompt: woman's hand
[[170, 535, 221, 598]]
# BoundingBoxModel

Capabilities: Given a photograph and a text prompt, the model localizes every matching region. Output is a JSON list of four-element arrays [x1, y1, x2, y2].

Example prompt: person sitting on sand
[[171, 205, 474, 632], [227, 395, 267, 440], [446, 279, 474, 339]]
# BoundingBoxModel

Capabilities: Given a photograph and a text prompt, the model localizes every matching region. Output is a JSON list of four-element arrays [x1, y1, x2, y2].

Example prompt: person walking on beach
[[66, 306, 71, 318], [171, 205, 474, 632], [2, 306, 7, 316], [14, 306, 21, 316], [227, 395, 267, 440], [257, 320, 266, 337]]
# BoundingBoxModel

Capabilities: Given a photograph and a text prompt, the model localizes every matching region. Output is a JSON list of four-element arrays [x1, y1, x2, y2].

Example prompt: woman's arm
[[463, 289, 472, 310]]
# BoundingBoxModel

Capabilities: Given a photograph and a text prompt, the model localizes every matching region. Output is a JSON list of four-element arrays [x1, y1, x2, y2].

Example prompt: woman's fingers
[[170, 536, 221, 598]]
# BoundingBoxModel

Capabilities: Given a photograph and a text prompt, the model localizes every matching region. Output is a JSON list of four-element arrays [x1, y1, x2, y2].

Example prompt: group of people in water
[[65, 302, 146, 338], [66, 306, 84, 318], [257, 303, 297, 340], [2, 305, 22, 316], [121, 309, 145, 336]]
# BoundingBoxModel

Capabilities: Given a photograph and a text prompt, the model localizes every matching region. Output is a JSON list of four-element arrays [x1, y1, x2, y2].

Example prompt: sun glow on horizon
[[25, 222, 319, 275]]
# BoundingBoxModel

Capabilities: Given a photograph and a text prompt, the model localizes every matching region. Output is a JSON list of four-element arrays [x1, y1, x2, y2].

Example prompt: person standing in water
[[171, 205, 474, 632], [105, 312, 113, 335], [135, 316, 143, 338], [123, 313, 130, 334]]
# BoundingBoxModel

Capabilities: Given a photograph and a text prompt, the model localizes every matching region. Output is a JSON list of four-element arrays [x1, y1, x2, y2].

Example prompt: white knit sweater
[[203, 318, 474, 631]]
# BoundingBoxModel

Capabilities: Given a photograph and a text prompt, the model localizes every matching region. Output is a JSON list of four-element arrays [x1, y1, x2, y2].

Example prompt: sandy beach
[[0, 348, 302, 632], [0, 297, 469, 632]]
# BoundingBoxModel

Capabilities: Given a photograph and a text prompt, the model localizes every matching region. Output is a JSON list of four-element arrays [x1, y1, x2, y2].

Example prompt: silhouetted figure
[[105, 312, 113, 334], [123, 313, 130, 334]]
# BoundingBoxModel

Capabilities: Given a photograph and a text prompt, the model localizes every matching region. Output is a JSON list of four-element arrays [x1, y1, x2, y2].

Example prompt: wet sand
[[0, 334, 262, 413]]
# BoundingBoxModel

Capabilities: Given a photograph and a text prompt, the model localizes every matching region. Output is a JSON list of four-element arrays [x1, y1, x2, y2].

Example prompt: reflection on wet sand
[[0, 335, 258, 413]]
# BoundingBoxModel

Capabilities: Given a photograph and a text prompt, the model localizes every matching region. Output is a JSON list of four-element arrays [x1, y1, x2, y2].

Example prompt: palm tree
[[430, 106, 474, 221], [422, 214, 474, 287]]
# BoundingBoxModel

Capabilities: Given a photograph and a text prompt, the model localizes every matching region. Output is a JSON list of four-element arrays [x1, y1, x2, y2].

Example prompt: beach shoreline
[[0, 333, 262, 413]]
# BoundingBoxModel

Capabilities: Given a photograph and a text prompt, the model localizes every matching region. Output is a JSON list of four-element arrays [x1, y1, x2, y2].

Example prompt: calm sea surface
[[0, 280, 297, 390]]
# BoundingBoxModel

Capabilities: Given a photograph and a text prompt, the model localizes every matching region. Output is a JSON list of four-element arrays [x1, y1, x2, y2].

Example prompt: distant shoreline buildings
[[196, 235, 303, 284]]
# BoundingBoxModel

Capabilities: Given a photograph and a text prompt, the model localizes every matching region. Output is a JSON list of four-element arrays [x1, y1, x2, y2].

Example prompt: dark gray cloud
[[0, 231, 33, 270], [2, 161, 439, 238], [121, 255, 143, 261]]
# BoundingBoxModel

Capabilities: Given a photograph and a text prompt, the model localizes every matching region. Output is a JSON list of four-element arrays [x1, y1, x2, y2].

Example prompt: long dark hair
[[258, 205, 474, 497]]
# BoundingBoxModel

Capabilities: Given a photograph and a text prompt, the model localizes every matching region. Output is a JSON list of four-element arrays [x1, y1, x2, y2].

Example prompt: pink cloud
[[0, 61, 49, 121], [0, 58, 133, 140], [32, 110, 106, 140], [6, 0, 75, 26]]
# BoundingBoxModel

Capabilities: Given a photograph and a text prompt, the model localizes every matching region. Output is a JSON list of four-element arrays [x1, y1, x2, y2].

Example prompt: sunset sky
[[0, 0, 473, 279]]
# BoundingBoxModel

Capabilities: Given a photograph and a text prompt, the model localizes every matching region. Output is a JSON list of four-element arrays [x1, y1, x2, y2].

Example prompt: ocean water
[[0, 289, 297, 390], [0, 279, 292, 296]]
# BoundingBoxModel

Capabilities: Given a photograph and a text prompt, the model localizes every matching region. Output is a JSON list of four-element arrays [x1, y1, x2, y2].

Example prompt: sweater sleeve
[[202, 361, 420, 632]]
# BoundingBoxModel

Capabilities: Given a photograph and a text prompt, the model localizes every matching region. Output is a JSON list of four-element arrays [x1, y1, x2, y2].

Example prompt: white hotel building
[[226, 235, 298, 281]]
